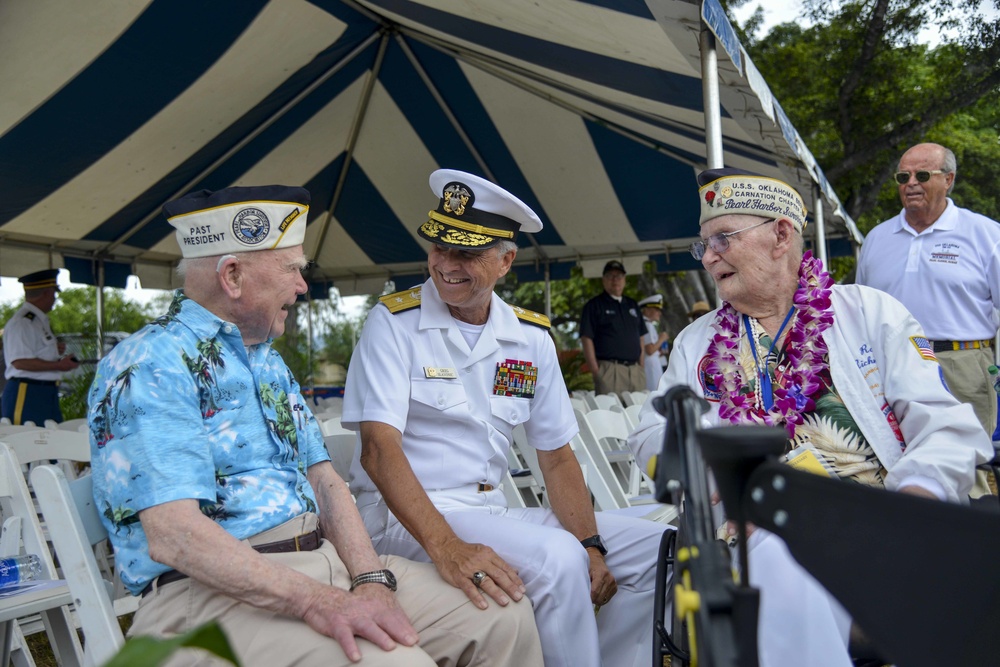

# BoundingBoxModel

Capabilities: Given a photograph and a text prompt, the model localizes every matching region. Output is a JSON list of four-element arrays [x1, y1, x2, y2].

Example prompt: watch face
[[383, 569, 398, 591]]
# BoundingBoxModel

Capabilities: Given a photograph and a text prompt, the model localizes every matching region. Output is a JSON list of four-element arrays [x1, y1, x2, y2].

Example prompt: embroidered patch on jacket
[[697, 354, 722, 402], [909, 336, 937, 362], [494, 359, 537, 398]]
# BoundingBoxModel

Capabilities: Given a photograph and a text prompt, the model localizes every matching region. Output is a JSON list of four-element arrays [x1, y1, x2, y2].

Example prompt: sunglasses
[[689, 219, 775, 261], [893, 170, 945, 185]]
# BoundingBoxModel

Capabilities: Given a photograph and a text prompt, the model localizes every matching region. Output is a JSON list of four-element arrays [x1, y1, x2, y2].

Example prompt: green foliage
[[49, 287, 154, 336], [103, 621, 240, 667], [739, 0, 1000, 237]]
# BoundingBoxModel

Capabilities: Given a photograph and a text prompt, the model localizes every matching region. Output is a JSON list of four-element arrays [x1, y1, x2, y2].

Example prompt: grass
[[23, 613, 133, 666]]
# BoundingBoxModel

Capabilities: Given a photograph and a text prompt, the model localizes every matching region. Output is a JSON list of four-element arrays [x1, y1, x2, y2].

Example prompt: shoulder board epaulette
[[24, 312, 35, 321], [379, 287, 423, 314], [509, 304, 550, 329]]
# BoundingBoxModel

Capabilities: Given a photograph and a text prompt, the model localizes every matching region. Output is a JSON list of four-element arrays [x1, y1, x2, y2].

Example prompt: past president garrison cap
[[697, 168, 807, 233], [420, 169, 542, 249], [19, 269, 60, 291], [163, 185, 310, 258]]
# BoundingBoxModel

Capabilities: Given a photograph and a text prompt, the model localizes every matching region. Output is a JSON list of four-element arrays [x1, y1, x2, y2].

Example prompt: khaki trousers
[[594, 361, 645, 396], [937, 347, 997, 497], [129, 516, 543, 667]]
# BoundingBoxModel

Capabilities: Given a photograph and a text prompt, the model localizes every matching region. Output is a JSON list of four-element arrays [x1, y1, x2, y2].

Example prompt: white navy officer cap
[[419, 169, 543, 249], [638, 294, 663, 309], [163, 185, 310, 258]]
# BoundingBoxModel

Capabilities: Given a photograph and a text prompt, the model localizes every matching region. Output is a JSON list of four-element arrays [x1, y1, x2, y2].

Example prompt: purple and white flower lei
[[705, 251, 834, 437]]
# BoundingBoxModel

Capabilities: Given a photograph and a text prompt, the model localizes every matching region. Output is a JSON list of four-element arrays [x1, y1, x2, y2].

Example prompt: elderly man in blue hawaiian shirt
[[88, 185, 541, 667]]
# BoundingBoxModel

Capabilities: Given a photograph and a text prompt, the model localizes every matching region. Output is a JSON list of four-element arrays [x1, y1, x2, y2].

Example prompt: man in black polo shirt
[[580, 260, 645, 395]]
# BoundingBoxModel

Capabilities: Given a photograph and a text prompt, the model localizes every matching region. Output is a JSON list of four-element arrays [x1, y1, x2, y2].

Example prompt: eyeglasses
[[893, 170, 945, 185], [689, 219, 774, 261]]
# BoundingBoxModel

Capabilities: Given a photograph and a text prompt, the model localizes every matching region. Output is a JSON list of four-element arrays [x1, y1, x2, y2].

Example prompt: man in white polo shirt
[[857, 142, 1000, 495]]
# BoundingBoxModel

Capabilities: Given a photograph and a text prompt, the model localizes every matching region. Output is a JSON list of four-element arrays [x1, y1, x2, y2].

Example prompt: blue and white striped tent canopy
[[0, 0, 859, 296]]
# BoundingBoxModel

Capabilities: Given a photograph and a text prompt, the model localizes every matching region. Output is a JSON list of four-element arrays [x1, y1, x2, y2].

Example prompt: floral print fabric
[[88, 291, 329, 594]]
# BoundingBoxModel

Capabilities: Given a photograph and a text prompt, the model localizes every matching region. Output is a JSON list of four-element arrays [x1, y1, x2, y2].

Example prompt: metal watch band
[[349, 569, 397, 592]]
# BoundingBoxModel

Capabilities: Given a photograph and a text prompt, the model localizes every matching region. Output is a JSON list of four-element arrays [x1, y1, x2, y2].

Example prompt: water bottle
[[0, 554, 42, 587]]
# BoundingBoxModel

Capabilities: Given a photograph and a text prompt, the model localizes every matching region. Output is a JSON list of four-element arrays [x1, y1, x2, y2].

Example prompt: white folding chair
[[319, 416, 352, 436], [323, 433, 359, 482], [568, 396, 590, 414], [622, 404, 643, 431], [574, 409, 677, 523], [56, 419, 89, 434], [620, 390, 649, 408], [0, 444, 83, 667], [592, 393, 624, 412], [30, 466, 125, 667], [510, 425, 551, 507], [1, 428, 91, 481]]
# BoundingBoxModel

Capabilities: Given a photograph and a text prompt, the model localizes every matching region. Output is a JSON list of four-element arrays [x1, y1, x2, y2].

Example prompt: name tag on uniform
[[424, 367, 458, 379]]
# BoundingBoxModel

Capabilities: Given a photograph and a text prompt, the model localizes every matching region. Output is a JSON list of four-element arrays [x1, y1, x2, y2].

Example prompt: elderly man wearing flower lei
[[629, 167, 992, 667]]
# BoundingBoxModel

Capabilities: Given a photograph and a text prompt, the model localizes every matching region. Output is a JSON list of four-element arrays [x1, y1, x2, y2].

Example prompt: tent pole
[[700, 28, 724, 169], [813, 184, 828, 267], [96, 261, 105, 360], [544, 264, 552, 321], [306, 295, 314, 405]]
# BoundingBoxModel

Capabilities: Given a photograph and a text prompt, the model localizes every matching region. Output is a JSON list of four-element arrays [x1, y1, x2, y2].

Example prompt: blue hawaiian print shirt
[[88, 291, 330, 595]]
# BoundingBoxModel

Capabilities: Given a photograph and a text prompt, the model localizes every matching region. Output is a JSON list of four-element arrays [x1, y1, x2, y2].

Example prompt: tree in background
[[731, 0, 1000, 233], [0, 287, 157, 420]]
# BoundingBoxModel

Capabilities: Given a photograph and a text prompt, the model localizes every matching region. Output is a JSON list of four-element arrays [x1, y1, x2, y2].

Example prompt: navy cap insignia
[[442, 182, 472, 216]]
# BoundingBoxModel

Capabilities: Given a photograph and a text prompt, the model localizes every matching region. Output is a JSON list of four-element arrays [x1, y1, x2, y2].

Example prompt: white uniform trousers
[[360, 487, 669, 667], [744, 530, 852, 667]]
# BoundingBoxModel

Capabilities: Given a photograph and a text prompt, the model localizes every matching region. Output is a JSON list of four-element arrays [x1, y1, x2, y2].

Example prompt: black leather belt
[[140, 529, 321, 597], [930, 339, 993, 353], [10, 377, 57, 386], [599, 359, 638, 367]]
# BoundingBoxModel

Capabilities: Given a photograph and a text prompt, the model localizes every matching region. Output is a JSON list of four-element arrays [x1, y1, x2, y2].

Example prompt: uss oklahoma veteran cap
[[419, 169, 542, 249], [697, 168, 807, 232], [163, 185, 310, 258]]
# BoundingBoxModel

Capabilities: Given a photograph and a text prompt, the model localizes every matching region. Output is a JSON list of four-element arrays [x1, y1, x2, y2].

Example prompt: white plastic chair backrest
[[621, 390, 648, 407], [320, 416, 353, 436], [0, 428, 90, 465], [323, 433, 359, 481], [579, 408, 630, 448], [623, 404, 642, 431], [57, 418, 89, 433], [592, 393, 624, 411], [568, 396, 589, 414], [30, 465, 124, 666]]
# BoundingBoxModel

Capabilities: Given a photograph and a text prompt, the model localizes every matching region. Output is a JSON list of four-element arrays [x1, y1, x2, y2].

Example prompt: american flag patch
[[910, 336, 937, 362]]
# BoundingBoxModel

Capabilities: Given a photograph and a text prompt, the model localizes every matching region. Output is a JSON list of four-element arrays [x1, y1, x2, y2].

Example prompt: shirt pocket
[[409, 379, 468, 438], [489, 395, 531, 428]]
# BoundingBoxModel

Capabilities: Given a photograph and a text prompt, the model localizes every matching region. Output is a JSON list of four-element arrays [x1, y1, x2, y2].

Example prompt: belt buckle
[[294, 534, 303, 552]]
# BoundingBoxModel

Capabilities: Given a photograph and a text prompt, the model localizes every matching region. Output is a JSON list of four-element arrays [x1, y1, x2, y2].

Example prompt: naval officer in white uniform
[[342, 169, 668, 667]]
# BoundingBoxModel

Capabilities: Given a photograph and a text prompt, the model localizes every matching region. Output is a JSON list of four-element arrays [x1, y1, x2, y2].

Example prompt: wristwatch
[[350, 569, 398, 592], [580, 534, 608, 556]]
